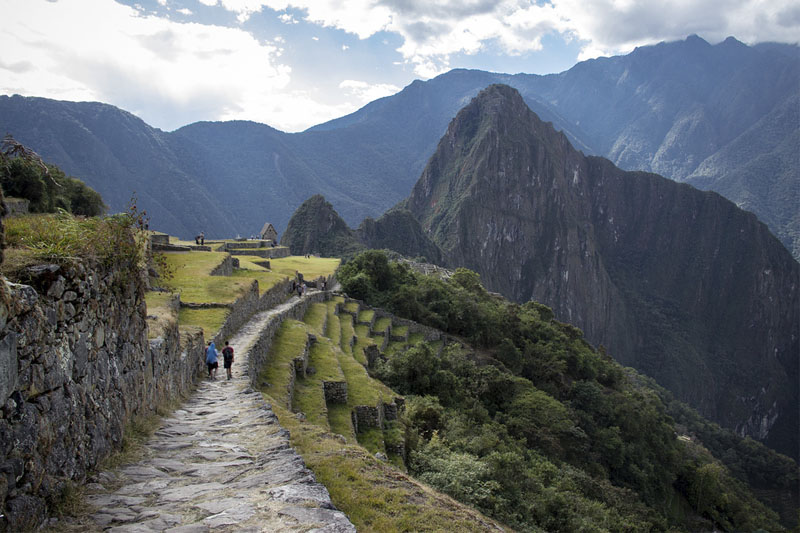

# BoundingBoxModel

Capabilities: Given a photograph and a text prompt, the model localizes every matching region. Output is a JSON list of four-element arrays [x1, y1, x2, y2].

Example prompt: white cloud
[[278, 13, 297, 24], [0, 0, 340, 131], [205, 0, 800, 76], [177, 8, 193, 15], [339, 80, 401, 104]]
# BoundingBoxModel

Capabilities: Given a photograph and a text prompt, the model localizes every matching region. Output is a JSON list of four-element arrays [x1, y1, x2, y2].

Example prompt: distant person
[[301, 282, 307, 296], [195, 234, 200, 245], [222, 341, 234, 380], [321, 280, 327, 291], [200, 232, 205, 245], [205, 341, 218, 380], [296, 282, 303, 297]]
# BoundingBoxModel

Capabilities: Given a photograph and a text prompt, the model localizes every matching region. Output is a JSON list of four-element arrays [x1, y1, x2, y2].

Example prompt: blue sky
[[2, 0, 798, 132]]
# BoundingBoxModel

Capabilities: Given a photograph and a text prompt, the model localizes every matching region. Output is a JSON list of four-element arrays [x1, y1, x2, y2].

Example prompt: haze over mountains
[[0, 35, 797, 259]]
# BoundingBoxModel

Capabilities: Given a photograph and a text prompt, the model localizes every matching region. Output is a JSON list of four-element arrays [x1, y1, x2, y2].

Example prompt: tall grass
[[3, 212, 146, 279]]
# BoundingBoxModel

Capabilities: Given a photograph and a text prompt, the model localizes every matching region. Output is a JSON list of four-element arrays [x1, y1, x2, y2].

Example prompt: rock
[[375, 452, 388, 462], [0, 332, 18, 401]]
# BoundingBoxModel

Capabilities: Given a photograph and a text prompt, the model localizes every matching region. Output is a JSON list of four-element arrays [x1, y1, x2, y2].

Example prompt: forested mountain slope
[[402, 84, 799, 460]]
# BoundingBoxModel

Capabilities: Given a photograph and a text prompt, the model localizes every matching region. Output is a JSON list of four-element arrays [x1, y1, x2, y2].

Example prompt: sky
[[2, 0, 798, 133]]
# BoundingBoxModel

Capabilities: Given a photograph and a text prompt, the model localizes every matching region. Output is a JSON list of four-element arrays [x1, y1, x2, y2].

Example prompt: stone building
[[260, 222, 278, 243]]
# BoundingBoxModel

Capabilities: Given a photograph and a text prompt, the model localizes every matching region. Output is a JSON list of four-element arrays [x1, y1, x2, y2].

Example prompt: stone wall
[[246, 292, 328, 395], [373, 308, 443, 342], [211, 280, 259, 345], [4, 198, 29, 216], [323, 381, 348, 404], [351, 405, 383, 433], [0, 260, 205, 531], [209, 255, 235, 276], [227, 247, 290, 259]]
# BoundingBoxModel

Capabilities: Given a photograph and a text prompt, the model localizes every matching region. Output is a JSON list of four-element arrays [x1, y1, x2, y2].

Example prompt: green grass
[[293, 378, 331, 430], [383, 340, 408, 357], [357, 309, 375, 324], [293, 337, 345, 428], [358, 427, 387, 456], [267, 403, 506, 533], [177, 307, 229, 338], [165, 251, 252, 304], [144, 291, 177, 339], [303, 302, 328, 334], [270, 256, 340, 279], [230, 268, 286, 292], [373, 316, 391, 333], [353, 324, 373, 366], [325, 301, 342, 345], [392, 325, 409, 338], [327, 403, 356, 442], [344, 301, 360, 314], [2, 213, 148, 279], [408, 332, 425, 345], [336, 346, 393, 407], [340, 313, 355, 355], [233, 255, 271, 270], [259, 320, 310, 408]]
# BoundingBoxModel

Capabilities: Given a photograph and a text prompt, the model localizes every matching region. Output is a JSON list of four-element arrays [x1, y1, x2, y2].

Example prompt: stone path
[[60, 297, 355, 532]]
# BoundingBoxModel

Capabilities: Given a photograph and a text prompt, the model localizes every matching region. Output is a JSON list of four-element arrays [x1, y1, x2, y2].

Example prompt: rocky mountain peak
[[405, 85, 800, 458]]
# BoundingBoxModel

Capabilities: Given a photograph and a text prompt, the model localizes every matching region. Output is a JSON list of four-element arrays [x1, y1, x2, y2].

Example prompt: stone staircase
[[55, 296, 356, 532]]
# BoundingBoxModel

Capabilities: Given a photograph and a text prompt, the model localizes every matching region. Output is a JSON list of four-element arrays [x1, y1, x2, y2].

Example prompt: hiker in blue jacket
[[205, 341, 219, 380]]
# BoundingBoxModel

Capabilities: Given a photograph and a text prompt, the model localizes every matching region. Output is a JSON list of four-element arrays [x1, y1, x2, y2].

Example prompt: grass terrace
[[230, 268, 286, 293], [357, 309, 375, 324], [270, 256, 341, 279], [177, 307, 229, 337], [392, 325, 409, 338], [164, 251, 249, 304], [232, 255, 271, 270], [352, 324, 373, 366], [271, 404, 506, 533], [293, 337, 345, 428], [340, 313, 355, 356], [372, 316, 391, 333], [258, 320, 311, 409], [303, 302, 328, 335], [325, 300, 342, 346]]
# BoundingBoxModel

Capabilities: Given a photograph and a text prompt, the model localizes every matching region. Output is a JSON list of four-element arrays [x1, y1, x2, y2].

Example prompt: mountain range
[[283, 84, 799, 462], [0, 35, 797, 259]]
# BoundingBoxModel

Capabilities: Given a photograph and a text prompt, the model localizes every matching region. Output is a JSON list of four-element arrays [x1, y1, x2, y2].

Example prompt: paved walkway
[[66, 297, 355, 532]]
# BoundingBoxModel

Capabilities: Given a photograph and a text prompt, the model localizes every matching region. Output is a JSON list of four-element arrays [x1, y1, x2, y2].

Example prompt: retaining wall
[[0, 260, 205, 531], [209, 255, 235, 276], [246, 292, 328, 394]]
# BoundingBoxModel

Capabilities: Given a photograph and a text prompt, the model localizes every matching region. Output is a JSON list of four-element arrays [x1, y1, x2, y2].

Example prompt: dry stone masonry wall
[[0, 260, 206, 532]]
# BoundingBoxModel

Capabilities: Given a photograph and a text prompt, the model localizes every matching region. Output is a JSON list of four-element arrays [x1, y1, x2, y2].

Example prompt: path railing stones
[[58, 293, 355, 533]]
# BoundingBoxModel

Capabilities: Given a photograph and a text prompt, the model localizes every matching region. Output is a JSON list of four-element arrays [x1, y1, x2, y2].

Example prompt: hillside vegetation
[[331, 250, 795, 532]]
